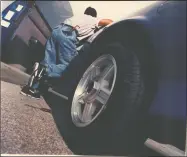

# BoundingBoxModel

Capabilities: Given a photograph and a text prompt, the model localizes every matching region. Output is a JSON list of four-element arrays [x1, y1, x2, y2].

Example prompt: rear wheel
[[44, 43, 150, 155]]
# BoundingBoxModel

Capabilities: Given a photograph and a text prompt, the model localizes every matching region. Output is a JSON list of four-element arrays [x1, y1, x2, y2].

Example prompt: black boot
[[20, 63, 47, 99], [20, 85, 41, 99]]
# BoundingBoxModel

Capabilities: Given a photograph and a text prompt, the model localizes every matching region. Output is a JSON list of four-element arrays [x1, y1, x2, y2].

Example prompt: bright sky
[[69, 1, 157, 21]]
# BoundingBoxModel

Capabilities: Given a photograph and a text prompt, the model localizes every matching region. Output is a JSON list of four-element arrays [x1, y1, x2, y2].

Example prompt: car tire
[[44, 42, 152, 155]]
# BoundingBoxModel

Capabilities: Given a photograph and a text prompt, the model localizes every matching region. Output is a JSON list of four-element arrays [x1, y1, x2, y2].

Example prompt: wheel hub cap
[[71, 54, 117, 127]]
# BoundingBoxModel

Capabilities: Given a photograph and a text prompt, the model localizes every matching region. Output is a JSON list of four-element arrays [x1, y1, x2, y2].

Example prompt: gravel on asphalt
[[1, 81, 73, 155]]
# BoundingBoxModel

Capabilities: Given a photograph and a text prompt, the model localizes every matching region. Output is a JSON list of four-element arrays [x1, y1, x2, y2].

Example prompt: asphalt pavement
[[1, 62, 72, 155]]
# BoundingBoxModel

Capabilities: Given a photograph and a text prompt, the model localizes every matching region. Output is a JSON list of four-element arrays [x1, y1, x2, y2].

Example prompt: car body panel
[[86, 1, 186, 149], [1, 1, 29, 47], [88, 1, 186, 119]]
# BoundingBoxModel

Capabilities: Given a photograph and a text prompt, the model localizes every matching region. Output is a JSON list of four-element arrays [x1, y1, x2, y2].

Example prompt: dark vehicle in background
[[1, 1, 186, 156], [1, 1, 73, 73]]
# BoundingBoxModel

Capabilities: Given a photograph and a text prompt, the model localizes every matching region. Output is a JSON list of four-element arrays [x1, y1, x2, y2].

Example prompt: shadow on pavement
[[1, 62, 29, 86], [25, 104, 52, 114]]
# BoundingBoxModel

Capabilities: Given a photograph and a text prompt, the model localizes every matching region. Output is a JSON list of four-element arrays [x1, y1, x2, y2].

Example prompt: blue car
[[1, 1, 186, 156]]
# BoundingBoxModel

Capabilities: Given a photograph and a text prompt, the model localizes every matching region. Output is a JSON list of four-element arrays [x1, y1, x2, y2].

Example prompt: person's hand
[[98, 19, 113, 27]]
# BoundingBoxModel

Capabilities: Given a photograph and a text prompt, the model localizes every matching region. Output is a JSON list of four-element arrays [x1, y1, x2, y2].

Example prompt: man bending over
[[20, 7, 113, 99]]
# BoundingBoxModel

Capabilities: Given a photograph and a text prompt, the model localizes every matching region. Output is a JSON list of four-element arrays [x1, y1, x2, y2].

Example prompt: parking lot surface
[[1, 63, 72, 155]]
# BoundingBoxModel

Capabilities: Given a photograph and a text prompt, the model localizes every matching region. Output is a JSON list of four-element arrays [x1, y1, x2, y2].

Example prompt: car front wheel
[[45, 43, 150, 155]]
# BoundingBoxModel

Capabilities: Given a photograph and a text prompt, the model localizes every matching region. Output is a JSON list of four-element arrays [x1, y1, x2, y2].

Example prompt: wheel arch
[[89, 16, 158, 111], [89, 16, 156, 70]]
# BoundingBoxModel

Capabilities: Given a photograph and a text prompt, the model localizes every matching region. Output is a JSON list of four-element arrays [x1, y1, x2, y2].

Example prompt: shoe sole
[[20, 91, 27, 96], [20, 91, 40, 100], [29, 95, 40, 100]]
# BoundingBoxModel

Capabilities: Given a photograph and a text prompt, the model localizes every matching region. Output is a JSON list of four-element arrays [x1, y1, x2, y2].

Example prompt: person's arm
[[98, 19, 113, 27]]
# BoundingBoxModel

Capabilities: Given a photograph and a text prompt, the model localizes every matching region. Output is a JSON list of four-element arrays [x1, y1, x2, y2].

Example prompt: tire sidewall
[[54, 43, 146, 154]]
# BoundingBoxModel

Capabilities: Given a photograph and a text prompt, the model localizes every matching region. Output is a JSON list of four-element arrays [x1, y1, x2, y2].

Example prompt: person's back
[[64, 14, 100, 40], [64, 7, 100, 41]]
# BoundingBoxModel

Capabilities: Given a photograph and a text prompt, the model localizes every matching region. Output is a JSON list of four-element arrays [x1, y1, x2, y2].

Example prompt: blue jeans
[[41, 24, 78, 77], [31, 24, 78, 89]]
